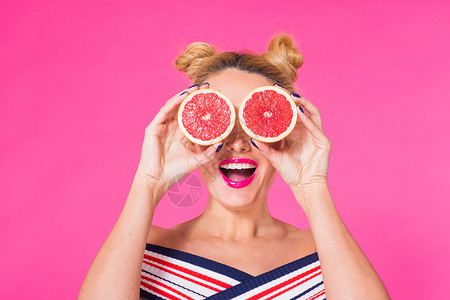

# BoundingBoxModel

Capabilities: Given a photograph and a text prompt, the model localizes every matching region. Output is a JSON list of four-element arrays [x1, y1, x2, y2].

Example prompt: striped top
[[140, 243, 326, 300]]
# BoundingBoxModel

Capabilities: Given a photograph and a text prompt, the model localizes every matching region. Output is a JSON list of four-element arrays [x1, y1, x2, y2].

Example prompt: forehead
[[205, 68, 273, 108]]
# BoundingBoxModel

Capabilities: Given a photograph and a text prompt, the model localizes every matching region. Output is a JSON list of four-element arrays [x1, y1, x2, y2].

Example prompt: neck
[[196, 195, 278, 242]]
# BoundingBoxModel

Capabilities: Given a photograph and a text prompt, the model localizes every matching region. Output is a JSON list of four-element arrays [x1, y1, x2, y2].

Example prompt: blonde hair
[[174, 34, 303, 93]]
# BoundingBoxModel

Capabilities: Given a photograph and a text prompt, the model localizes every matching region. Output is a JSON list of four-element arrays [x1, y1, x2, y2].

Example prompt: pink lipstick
[[219, 158, 258, 189]]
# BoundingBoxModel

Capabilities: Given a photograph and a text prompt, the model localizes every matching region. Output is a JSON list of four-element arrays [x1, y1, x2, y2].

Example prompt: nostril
[[227, 140, 251, 152], [221, 130, 252, 152]]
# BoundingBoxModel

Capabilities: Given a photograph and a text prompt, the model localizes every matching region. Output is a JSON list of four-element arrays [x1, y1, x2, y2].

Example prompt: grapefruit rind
[[178, 89, 236, 146], [238, 86, 297, 143]]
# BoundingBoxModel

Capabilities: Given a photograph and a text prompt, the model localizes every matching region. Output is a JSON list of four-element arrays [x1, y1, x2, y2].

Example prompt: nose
[[223, 122, 251, 153]]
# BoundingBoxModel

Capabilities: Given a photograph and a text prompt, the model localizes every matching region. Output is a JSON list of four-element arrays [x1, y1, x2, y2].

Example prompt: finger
[[189, 142, 223, 168], [151, 93, 187, 125], [180, 136, 193, 150], [295, 97, 323, 130], [291, 95, 323, 130], [272, 83, 310, 126], [249, 138, 283, 168], [152, 84, 199, 125], [274, 82, 290, 92], [199, 82, 210, 90], [163, 83, 208, 120], [296, 106, 328, 142]]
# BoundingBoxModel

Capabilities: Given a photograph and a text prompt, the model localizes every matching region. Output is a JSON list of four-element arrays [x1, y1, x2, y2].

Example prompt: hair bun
[[261, 34, 303, 83], [175, 42, 218, 79]]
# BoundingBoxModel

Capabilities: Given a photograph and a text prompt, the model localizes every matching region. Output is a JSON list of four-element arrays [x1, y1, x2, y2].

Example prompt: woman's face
[[195, 68, 280, 209]]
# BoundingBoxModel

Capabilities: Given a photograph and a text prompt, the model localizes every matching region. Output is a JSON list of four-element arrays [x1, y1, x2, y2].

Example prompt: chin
[[216, 193, 259, 210]]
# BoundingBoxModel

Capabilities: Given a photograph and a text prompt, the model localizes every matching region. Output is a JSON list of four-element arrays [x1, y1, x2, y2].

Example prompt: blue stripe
[[144, 243, 323, 299], [145, 243, 253, 282], [291, 281, 325, 299], [206, 253, 321, 299], [139, 288, 166, 300]]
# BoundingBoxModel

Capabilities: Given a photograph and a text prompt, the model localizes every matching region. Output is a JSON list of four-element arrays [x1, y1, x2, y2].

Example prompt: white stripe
[[140, 278, 176, 300], [145, 249, 241, 286], [141, 272, 205, 300], [282, 272, 324, 299], [142, 256, 227, 293], [261, 269, 323, 300], [142, 258, 217, 297], [231, 261, 322, 300]]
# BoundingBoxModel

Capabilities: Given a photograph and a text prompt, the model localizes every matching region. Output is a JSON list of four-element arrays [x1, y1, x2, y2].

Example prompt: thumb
[[190, 142, 223, 169], [250, 138, 284, 165]]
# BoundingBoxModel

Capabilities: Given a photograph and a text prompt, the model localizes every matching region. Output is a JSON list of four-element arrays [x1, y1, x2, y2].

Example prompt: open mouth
[[219, 158, 258, 189]]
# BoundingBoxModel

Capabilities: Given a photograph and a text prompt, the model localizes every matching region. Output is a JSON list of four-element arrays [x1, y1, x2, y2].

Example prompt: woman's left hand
[[250, 94, 332, 191]]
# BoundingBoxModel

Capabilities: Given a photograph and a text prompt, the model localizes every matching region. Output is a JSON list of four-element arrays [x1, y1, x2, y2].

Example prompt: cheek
[[257, 158, 277, 179], [263, 165, 277, 180], [198, 161, 219, 183]]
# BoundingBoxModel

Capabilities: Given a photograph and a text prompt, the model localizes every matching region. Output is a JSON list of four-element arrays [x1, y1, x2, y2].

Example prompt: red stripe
[[144, 253, 232, 289], [247, 265, 322, 300], [141, 274, 195, 300], [141, 279, 180, 300], [306, 288, 326, 300], [143, 259, 222, 292], [265, 271, 322, 300]]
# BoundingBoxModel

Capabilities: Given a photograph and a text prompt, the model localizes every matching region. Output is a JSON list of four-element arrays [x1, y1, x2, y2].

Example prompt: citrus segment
[[239, 86, 297, 143], [178, 89, 236, 146]]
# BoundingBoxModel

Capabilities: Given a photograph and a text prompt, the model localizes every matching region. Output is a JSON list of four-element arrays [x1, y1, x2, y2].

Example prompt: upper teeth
[[220, 163, 256, 170]]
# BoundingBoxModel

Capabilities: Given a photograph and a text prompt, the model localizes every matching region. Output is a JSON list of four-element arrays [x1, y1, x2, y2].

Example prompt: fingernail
[[250, 138, 259, 149], [291, 93, 301, 98], [298, 105, 304, 113], [274, 83, 284, 88], [201, 82, 210, 86], [180, 91, 187, 96], [215, 143, 223, 153], [188, 84, 198, 89]]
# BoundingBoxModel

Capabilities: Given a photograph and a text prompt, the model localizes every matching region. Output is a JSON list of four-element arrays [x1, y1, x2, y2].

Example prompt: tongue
[[224, 169, 254, 182]]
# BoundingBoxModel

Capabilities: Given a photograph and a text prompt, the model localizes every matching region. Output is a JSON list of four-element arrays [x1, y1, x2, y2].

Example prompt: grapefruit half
[[178, 89, 236, 146], [239, 86, 297, 143]]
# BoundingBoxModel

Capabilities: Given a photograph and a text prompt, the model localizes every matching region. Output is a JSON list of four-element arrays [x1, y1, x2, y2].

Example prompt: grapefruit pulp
[[239, 86, 297, 143], [178, 89, 236, 146]]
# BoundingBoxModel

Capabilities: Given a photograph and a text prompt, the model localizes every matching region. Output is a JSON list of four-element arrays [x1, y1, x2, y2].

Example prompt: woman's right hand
[[135, 83, 221, 201]]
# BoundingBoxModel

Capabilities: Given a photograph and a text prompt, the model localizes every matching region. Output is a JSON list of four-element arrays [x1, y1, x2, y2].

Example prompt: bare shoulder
[[146, 225, 181, 247], [146, 218, 201, 250]]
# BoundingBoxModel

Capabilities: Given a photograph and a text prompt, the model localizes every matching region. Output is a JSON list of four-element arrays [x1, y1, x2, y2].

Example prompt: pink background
[[1, 0, 449, 298]]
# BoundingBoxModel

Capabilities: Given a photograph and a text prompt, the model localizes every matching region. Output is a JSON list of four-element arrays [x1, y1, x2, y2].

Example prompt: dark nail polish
[[291, 93, 301, 98], [188, 84, 198, 89], [180, 91, 187, 96], [201, 82, 210, 86], [215, 143, 223, 153], [250, 138, 259, 149], [274, 83, 284, 88], [298, 105, 304, 113]]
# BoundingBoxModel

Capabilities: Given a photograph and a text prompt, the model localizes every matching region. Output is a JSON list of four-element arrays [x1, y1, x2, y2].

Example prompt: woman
[[78, 34, 390, 299]]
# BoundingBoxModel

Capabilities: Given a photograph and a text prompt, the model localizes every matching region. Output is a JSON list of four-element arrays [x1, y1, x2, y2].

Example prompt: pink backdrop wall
[[1, 0, 449, 298]]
